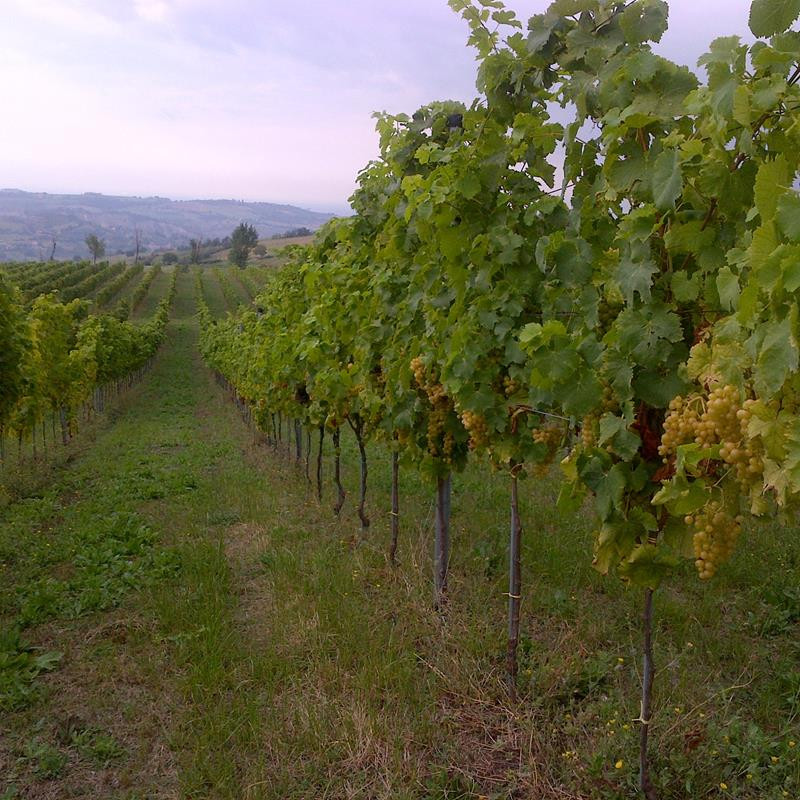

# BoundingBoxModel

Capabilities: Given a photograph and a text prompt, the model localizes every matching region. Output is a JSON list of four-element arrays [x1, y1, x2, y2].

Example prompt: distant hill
[[0, 189, 335, 261]]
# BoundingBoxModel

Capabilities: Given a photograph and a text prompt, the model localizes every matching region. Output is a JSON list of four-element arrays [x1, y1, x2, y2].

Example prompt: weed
[[0, 628, 61, 710], [22, 738, 66, 780]]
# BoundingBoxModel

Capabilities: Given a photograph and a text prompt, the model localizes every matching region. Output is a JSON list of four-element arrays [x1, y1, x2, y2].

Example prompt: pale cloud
[[7, 0, 121, 36], [0, 0, 760, 211], [134, 0, 171, 23]]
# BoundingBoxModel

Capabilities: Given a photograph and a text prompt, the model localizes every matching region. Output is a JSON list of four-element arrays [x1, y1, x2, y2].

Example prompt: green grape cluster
[[411, 357, 457, 461], [730, 399, 763, 485], [503, 376, 521, 397], [695, 384, 741, 448], [660, 385, 764, 490], [580, 414, 598, 448], [427, 401, 455, 460], [659, 395, 701, 458], [532, 423, 565, 476], [601, 383, 617, 412], [598, 299, 623, 332], [685, 502, 743, 580], [461, 409, 489, 450]]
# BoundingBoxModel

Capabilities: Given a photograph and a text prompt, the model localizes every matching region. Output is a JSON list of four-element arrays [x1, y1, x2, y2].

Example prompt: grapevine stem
[[316, 425, 324, 501], [346, 415, 370, 533], [333, 427, 346, 516]]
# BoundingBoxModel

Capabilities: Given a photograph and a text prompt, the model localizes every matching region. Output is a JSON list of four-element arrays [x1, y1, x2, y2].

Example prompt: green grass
[[1, 269, 798, 799], [130, 266, 172, 321], [195, 266, 229, 318]]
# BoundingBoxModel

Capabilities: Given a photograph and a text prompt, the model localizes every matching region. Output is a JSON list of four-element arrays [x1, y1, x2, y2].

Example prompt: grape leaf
[[651, 149, 683, 210], [716, 267, 740, 311], [776, 191, 800, 240], [749, 0, 800, 37], [754, 156, 788, 221], [754, 316, 799, 396], [615, 251, 658, 305]]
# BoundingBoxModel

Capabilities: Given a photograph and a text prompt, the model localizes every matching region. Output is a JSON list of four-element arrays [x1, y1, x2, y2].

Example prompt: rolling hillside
[[0, 189, 334, 261]]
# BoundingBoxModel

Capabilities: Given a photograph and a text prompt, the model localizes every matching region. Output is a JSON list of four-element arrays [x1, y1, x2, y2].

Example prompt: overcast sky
[[1, 0, 753, 213]]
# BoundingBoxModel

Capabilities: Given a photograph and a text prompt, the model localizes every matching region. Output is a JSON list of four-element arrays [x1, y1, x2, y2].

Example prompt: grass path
[[2, 271, 799, 800], [131, 268, 172, 321], [0, 270, 254, 797]]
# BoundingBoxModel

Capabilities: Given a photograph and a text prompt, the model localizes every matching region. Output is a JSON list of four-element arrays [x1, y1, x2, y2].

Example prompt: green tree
[[228, 223, 258, 268], [85, 234, 105, 265]]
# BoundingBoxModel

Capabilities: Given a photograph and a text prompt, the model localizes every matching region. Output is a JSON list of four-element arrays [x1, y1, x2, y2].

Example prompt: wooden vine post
[[316, 425, 324, 501], [506, 467, 523, 696], [389, 450, 400, 566], [434, 472, 451, 609], [639, 588, 657, 800]]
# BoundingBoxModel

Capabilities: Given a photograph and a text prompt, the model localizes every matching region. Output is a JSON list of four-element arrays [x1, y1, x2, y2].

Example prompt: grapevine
[[192, 1, 800, 796]]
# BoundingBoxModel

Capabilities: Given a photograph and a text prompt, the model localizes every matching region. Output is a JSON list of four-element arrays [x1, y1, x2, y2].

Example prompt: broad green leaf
[[754, 316, 799, 396], [652, 474, 709, 515], [675, 442, 722, 473], [618, 544, 679, 589], [557, 480, 586, 513], [457, 172, 481, 199], [593, 519, 639, 575], [749, 0, 800, 37], [754, 156, 788, 221], [633, 370, 691, 409], [749, 222, 778, 271], [671, 271, 700, 301], [620, 0, 669, 44], [595, 463, 628, 521], [716, 266, 740, 310], [651, 149, 682, 210], [732, 84, 752, 126], [615, 253, 658, 305], [549, 0, 598, 13], [662, 517, 695, 559], [776, 191, 800, 240]]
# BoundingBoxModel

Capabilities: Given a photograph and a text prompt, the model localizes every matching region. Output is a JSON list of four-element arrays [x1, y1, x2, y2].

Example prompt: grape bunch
[[410, 356, 446, 402], [694, 384, 741, 448], [659, 395, 701, 459], [532, 423, 566, 476], [685, 502, 743, 580], [461, 409, 489, 450], [601, 383, 617, 412], [427, 402, 447, 456], [411, 356, 458, 461], [580, 414, 598, 448], [503, 375, 521, 397], [410, 356, 428, 391], [659, 384, 764, 491], [598, 298, 623, 333]]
